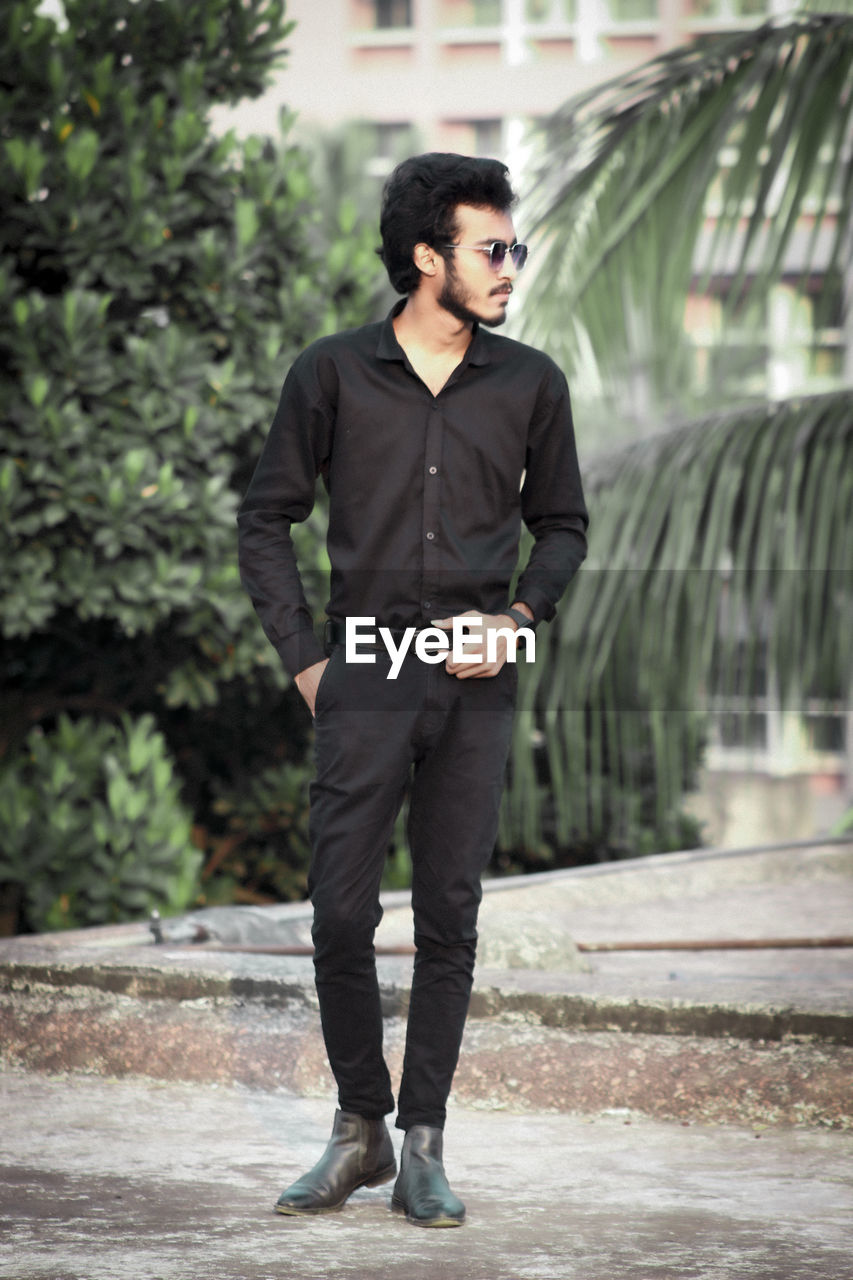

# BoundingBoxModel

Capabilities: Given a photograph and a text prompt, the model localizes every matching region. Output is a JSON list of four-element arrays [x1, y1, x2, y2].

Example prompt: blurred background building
[[233, 0, 792, 172], [228, 0, 848, 411]]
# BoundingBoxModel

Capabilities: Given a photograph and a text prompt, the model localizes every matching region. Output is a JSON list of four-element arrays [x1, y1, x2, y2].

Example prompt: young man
[[237, 153, 588, 1227]]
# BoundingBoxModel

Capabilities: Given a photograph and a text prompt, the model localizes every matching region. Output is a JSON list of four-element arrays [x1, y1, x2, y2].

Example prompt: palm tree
[[501, 13, 853, 859]]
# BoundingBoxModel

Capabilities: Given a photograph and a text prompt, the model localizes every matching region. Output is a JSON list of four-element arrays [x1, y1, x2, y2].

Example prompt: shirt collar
[[376, 299, 492, 367]]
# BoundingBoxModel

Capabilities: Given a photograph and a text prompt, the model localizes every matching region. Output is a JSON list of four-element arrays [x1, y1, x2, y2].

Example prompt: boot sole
[[391, 1196, 464, 1228], [274, 1163, 397, 1216]]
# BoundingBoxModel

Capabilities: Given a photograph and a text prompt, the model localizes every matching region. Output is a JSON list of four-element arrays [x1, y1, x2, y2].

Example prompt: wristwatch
[[502, 607, 535, 631]]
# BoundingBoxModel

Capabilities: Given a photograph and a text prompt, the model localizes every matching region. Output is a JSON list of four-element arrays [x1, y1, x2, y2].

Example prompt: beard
[[437, 263, 508, 329]]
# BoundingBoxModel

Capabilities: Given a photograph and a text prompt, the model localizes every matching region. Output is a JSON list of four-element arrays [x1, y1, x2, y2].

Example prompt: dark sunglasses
[[443, 241, 529, 271]]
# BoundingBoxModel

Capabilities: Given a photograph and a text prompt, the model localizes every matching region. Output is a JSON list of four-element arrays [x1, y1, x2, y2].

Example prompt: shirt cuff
[[511, 587, 555, 626], [276, 626, 326, 680]]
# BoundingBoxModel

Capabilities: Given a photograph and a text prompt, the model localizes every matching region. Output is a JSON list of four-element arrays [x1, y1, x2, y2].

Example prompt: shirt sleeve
[[514, 362, 589, 624], [237, 347, 335, 678]]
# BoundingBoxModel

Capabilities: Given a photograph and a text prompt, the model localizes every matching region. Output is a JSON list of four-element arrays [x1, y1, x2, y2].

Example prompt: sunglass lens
[[488, 243, 528, 270]]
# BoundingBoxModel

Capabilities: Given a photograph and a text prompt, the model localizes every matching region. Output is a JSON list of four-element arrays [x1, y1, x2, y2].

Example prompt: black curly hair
[[377, 152, 517, 295]]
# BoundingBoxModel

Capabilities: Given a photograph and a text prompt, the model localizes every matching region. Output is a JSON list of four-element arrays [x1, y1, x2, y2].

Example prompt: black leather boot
[[391, 1125, 465, 1227], [274, 1110, 396, 1215]]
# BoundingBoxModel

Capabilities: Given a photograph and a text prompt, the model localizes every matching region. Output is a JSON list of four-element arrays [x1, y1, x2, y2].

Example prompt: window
[[688, 0, 767, 17], [690, 277, 845, 402], [374, 0, 412, 27], [446, 0, 502, 25], [707, 634, 848, 772], [472, 119, 503, 156], [472, 0, 502, 21], [365, 121, 417, 175], [608, 0, 657, 19], [526, 0, 575, 20]]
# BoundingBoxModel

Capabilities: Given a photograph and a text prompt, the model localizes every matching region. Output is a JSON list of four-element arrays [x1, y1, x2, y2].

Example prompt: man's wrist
[[278, 627, 325, 681], [502, 605, 535, 631]]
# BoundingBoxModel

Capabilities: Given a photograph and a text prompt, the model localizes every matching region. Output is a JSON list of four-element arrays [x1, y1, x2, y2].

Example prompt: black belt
[[324, 618, 427, 648], [325, 615, 530, 647]]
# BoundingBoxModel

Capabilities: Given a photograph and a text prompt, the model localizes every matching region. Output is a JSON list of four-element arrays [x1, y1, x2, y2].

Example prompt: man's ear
[[412, 242, 439, 277]]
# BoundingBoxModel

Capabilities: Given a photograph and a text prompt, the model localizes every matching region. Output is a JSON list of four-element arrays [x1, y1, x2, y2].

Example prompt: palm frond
[[503, 390, 852, 855], [521, 15, 853, 412]]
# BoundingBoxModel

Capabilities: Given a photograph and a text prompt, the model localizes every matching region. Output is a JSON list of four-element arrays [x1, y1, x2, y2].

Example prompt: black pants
[[307, 643, 517, 1131]]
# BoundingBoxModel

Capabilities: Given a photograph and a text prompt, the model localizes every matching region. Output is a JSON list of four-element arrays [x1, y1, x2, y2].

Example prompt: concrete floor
[[1, 1069, 851, 1280], [3, 843, 852, 1278]]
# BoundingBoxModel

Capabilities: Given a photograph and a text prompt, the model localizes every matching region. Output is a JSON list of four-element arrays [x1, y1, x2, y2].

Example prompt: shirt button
[[423, 601, 432, 611], [425, 531, 435, 540], [428, 466, 437, 475]]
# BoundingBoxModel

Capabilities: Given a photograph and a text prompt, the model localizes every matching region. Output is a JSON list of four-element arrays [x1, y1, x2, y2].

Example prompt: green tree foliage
[[0, 0, 378, 928], [302, 119, 425, 322], [0, 714, 200, 932], [202, 759, 313, 906]]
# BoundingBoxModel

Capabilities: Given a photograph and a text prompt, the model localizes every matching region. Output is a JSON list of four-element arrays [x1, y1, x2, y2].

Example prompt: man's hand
[[431, 606, 533, 679], [294, 658, 329, 716]]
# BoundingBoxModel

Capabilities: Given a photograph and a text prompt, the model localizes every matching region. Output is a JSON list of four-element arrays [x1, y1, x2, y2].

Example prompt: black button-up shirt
[[237, 301, 588, 677]]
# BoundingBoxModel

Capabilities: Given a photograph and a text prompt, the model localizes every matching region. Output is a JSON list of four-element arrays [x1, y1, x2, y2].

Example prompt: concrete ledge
[[2, 840, 851, 1129], [2, 943, 852, 1044], [2, 977, 851, 1130]]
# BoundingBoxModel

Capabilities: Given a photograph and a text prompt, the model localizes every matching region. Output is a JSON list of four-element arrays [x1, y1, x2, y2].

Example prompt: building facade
[[235, 0, 792, 174]]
